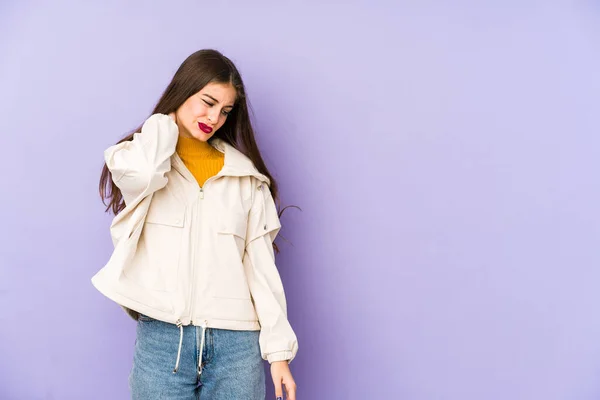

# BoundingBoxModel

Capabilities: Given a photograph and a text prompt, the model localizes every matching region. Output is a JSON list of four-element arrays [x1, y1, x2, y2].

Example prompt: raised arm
[[104, 113, 179, 205]]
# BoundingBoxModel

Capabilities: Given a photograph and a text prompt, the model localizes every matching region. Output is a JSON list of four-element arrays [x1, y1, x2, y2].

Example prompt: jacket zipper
[[188, 186, 201, 325], [188, 175, 220, 325]]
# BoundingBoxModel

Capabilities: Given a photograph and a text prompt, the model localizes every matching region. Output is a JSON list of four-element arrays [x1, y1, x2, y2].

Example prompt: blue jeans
[[129, 314, 266, 399]]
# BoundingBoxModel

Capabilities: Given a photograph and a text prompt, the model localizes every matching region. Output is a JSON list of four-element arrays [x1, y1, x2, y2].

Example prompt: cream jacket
[[91, 114, 298, 364]]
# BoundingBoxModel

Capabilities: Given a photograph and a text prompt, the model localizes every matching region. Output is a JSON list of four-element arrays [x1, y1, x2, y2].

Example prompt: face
[[175, 81, 237, 141]]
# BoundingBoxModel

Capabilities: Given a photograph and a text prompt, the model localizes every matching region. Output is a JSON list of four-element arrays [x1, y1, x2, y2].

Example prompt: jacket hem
[[198, 317, 261, 331], [91, 275, 179, 323], [92, 277, 262, 330]]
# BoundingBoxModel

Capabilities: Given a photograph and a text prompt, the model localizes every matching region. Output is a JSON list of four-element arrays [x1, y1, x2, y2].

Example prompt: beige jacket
[[91, 114, 298, 364]]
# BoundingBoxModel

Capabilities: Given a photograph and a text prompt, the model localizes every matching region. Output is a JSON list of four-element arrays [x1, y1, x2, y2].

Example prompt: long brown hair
[[99, 49, 297, 252]]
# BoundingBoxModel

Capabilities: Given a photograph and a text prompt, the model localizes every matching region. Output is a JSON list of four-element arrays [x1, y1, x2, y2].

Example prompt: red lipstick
[[198, 122, 213, 134]]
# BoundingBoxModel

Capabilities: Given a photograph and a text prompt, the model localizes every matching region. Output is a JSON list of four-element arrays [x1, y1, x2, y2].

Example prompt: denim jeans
[[129, 314, 266, 399]]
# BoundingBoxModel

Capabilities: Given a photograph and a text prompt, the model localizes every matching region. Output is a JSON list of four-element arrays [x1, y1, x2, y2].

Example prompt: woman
[[92, 49, 298, 400]]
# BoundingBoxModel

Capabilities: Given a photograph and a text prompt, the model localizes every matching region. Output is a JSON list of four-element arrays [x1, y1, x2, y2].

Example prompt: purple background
[[1, 1, 600, 399]]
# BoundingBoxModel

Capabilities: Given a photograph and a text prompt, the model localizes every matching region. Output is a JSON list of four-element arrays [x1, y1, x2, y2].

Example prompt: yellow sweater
[[176, 135, 225, 187]]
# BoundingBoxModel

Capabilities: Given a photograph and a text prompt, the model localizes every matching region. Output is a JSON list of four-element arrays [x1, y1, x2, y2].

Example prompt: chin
[[191, 131, 212, 142]]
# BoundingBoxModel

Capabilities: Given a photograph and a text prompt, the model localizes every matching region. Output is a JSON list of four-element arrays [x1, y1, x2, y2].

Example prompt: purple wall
[[1, 1, 599, 399]]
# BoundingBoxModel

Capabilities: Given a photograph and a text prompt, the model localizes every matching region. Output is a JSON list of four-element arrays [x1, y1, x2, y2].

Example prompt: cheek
[[191, 103, 207, 119], [182, 100, 206, 121]]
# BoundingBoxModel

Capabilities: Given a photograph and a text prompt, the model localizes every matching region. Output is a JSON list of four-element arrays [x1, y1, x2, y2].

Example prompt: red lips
[[198, 122, 213, 134]]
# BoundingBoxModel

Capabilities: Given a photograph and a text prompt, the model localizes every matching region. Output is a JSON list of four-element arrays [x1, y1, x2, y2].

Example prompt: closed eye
[[203, 99, 232, 116]]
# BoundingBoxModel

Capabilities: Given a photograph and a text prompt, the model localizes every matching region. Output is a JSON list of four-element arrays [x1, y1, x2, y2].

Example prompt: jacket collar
[[171, 136, 271, 186]]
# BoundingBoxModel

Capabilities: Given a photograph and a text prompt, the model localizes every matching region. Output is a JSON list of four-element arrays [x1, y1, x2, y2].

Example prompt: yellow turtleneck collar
[[176, 135, 225, 187]]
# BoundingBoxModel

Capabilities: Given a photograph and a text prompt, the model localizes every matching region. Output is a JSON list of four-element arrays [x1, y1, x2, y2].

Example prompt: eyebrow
[[202, 94, 234, 109]]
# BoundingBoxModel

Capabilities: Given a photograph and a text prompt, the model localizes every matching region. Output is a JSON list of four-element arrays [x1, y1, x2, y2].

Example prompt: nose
[[207, 109, 219, 125]]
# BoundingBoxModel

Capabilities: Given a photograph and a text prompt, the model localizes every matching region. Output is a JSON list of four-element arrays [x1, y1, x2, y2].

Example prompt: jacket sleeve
[[242, 182, 299, 364], [104, 113, 179, 206]]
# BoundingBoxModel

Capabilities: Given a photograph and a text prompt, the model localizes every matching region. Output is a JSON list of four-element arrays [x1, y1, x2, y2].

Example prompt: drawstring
[[172, 320, 208, 375], [258, 184, 268, 231], [172, 320, 184, 373], [198, 322, 207, 376]]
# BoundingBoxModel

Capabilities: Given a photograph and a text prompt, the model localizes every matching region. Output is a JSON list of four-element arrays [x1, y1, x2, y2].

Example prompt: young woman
[[92, 49, 298, 400]]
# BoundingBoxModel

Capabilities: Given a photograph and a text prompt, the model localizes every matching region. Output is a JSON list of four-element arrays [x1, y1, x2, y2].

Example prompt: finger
[[274, 377, 284, 399], [284, 380, 297, 400]]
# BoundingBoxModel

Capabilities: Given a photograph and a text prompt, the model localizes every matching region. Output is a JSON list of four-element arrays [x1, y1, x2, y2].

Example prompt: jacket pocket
[[122, 193, 184, 293], [217, 212, 247, 254], [215, 212, 251, 299]]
